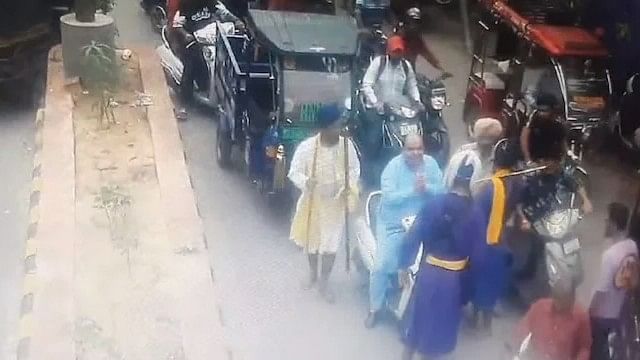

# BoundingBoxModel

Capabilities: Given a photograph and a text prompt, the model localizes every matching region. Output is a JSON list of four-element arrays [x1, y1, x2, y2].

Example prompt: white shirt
[[442, 142, 491, 195], [361, 55, 420, 107], [594, 237, 639, 294]]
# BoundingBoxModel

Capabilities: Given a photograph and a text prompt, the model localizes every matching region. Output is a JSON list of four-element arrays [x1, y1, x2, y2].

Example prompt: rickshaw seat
[[474, 72, 505, 90]]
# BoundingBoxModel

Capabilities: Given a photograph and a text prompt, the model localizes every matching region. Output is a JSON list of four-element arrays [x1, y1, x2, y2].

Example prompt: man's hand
[[398, 270, 411, 288], [234, 20, 245, 31], [581, 199, 594, 215], [520, 218, 531, 231], [374, 102, 385, 114]]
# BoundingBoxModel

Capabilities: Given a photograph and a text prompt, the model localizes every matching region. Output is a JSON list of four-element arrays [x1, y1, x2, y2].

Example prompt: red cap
[[387, 35, 406, 55]]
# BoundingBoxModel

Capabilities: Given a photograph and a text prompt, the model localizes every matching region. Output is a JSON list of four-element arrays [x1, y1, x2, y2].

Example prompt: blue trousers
[[369, 226, 404, 312]]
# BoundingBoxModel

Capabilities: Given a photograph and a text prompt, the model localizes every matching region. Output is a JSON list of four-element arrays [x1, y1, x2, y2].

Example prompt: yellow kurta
[[288, 135, 360, 254]]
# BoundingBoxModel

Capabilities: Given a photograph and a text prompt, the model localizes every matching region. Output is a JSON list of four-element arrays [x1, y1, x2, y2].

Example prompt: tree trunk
[[75, 0, 97, 22]]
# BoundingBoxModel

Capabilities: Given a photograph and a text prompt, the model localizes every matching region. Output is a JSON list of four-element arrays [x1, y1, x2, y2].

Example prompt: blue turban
[[317, 103, 343, 129]]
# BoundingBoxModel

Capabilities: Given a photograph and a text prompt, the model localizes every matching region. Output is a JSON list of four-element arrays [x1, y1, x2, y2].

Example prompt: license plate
[[400, 124, 418, 136], [563, 238, 581, 254]]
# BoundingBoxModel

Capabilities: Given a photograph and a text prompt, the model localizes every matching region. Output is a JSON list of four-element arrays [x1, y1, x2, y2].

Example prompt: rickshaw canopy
[[478, 0, 609, 58], [247, 9, 358, 56], [527, 25, 609, 58]]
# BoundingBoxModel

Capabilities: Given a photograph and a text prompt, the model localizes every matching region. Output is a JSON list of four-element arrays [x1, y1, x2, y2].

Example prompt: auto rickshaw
[[214, 10, 358, 200], [463, 0, 612, 159]]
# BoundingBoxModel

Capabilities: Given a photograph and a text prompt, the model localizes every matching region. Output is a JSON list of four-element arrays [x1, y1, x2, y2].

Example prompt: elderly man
[[289, 104, 360, 303], [443, 117, 503, 196], [365, 134, 444, 328]]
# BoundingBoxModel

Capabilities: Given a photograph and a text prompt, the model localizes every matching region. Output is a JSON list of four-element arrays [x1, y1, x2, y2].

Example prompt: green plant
[[96, 0, 117, 14], [81, 41, 120, 128]]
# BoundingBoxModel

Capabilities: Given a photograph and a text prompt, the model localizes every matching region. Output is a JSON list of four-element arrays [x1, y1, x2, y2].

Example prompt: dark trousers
[[179, 42, 204, 101]]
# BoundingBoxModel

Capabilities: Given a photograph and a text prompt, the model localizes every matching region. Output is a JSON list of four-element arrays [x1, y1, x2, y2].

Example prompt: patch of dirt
[[71, 52, 184, 360]]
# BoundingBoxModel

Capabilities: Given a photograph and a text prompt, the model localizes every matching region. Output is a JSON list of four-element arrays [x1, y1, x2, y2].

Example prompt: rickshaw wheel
[[216, 126, 232, 168]]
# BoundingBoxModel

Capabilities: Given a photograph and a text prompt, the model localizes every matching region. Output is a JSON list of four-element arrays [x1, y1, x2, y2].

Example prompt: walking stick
[[305, 138, 320, 254], [343, 132, 351, 272]]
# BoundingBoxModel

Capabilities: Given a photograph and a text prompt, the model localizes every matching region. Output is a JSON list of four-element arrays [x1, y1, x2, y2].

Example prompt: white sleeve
[[405, 61, 420, 102], [288, 139, 313, 190], [361, 56, 381, 105], [347, 138, 361, 185]]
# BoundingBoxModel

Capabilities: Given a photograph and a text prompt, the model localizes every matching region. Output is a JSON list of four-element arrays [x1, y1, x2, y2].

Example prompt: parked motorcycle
[[511, 160, 587, 305], [353, 191, 422, 320], [141, 0, 168, 32], [156, 22, 237, 109]]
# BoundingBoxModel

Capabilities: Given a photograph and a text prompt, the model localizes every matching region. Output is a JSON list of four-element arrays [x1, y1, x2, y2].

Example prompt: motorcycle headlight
[[202, 46, 215, 61], [430, 95, 446, 111], [399, 106, 417, 118], [536, 209, 579, 239]]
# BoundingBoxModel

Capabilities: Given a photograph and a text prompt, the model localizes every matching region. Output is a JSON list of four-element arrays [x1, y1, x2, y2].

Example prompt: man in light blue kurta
[[365, 134, 444, 328]]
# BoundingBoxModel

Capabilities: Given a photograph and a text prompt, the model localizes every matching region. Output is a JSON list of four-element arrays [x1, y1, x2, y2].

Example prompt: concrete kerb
[[15, 108, 44, 360], [15, 44, 77, 360], [136, 46, 231, 360]]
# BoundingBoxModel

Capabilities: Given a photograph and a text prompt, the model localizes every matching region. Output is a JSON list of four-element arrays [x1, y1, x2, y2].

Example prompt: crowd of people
[[144, 0, 640, 358], [287, 103, 640, 359]]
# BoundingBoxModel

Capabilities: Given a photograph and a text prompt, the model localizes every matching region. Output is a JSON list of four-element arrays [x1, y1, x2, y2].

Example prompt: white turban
[[473, 118, 503, 144]]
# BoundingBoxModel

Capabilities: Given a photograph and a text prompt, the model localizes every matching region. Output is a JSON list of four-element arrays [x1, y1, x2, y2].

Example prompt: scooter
[[511, 161, 587, 305], [156, 21, 236, 109], [352, 191, 422, 320], [351, 94, 424, 187]]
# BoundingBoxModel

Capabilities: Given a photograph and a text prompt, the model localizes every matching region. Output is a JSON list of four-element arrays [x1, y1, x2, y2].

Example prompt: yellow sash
[[486, 169, 510, 245], [425, 255, 468, 271]]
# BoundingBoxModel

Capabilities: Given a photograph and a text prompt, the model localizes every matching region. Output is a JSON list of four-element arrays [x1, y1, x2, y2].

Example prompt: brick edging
[[15, 108, 45, 360]]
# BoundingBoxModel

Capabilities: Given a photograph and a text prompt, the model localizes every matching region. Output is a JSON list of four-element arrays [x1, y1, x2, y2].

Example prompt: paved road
[[0, 98, 36, 356], [115, 2, 640, 359]]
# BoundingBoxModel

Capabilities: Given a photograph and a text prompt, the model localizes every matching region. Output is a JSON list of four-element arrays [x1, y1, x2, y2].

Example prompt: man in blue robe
[[400, 159, 479, 359], [469, 139, 523, 334], [365, 134, 444, 328]]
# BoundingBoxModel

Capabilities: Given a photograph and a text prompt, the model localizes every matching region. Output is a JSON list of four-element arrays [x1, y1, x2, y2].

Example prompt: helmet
[[406, 7, 421, 20]]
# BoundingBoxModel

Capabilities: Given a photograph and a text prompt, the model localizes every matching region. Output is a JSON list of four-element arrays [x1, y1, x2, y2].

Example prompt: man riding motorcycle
[[394, 8, 446, 74], [170, 0, 243, 105], [361, 35, 423, 160]]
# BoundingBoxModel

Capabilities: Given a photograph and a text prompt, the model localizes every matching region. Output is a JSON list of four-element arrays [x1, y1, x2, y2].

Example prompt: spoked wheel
[[216, 125, 232, 168]]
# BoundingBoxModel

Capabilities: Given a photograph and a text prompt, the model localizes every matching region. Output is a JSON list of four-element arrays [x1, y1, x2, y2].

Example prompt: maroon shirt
[[515, 299, 592, 360]]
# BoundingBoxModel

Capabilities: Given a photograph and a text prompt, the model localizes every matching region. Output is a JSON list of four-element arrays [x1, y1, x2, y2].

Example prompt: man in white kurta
[[288, 104, 360, 303]]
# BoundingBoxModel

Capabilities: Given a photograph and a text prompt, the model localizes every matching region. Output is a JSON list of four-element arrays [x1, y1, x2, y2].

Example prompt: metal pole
[[343, 134, 351, 272], [460, 0, 473, 54]]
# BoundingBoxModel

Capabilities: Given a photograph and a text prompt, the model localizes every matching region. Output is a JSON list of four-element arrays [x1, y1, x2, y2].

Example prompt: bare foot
[[301, 277, 317, 290], [318, 281, 335, 304]]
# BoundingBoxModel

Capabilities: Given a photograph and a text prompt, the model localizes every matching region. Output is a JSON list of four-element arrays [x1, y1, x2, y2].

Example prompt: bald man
[[366, 134, 444, 328]]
